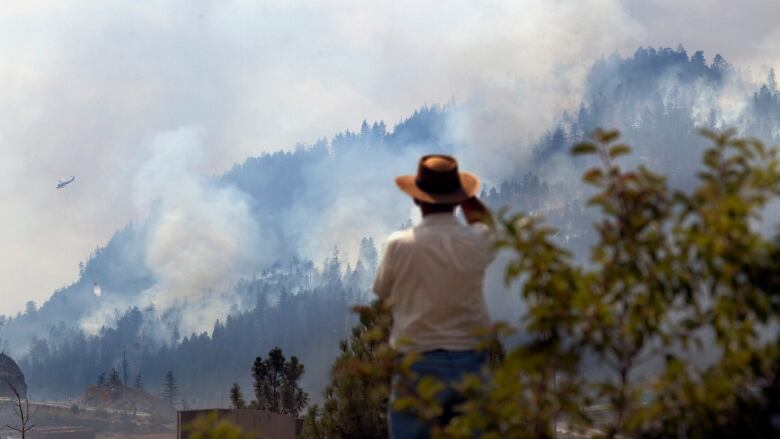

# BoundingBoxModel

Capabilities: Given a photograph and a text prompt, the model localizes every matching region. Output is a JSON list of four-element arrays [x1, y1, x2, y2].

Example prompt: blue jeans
[[389, 349, 486, 439]]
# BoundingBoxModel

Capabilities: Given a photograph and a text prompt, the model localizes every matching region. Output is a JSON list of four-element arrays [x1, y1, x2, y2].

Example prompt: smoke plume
[[81, 128, 274, 335]]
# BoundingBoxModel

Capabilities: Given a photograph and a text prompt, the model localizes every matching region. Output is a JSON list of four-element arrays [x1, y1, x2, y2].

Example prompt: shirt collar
[[420, 212, 460, 226]]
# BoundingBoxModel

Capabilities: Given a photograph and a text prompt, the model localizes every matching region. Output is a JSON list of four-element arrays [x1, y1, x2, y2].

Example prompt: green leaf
[[416, 376, 445, 400], [594, 128, 620, 144], [583, 168, 604, 184], [572, 142, 598, 155], [609, 144, 631, 158], [392, 397, 416, 412]]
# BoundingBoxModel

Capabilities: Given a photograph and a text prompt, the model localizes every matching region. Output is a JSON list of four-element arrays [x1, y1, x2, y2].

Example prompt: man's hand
[[460, 196, 494, 228]]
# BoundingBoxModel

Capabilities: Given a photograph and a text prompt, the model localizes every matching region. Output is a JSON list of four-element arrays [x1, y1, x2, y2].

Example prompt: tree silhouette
[[302, 301, 393, 438], [359, 237, 379, 273], [108, 368, 121, 387], [133, 373, 143, 390], [229, 383, 246, 409], [162, 371, 178, 406], [249, 347, 308, 415], [281, 356, 308, 416], [690, 50, 706, 68], [122, 349, 128, 387]]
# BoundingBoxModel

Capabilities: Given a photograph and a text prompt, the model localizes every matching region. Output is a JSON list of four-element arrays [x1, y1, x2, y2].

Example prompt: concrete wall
[[178, 409, 295, 439]]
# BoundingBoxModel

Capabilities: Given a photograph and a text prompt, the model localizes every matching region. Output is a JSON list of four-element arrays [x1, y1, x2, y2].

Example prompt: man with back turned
[[373, 154, 495, 438]]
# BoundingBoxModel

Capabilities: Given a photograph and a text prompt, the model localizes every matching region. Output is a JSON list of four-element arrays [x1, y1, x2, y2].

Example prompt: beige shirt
[[373, 213, 495, 353]]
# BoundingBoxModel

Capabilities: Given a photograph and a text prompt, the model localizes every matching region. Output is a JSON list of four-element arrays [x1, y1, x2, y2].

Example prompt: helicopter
[[56, 176, 75, 189]]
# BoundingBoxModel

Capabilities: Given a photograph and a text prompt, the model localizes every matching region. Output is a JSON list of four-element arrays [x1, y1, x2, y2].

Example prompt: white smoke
[[285, 143, 428, 266], [80, 127, 274, 335], [4, 1, 780, 316], [436, 0, 642, 181]]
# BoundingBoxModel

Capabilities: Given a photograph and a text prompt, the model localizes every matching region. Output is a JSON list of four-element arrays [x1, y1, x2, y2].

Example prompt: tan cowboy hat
[[395, 154, 480, 204]]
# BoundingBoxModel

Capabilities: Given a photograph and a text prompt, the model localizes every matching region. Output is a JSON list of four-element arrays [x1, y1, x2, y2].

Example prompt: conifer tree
[[108, 368, 122, 387], [301, 300, 393, 438], [122, 349, 128, 387], [281, 356, 308, 417], [359, 237, 379, 273], [266, 347, 285, 412], [251, 356, 270, 410], [230, 383, 246, 409], [162, 370, 178, 406], [250, 347, 309, 415], [690, 50, 706, 68], [133, 373, 143, 390], [360, 120, 370, 142]]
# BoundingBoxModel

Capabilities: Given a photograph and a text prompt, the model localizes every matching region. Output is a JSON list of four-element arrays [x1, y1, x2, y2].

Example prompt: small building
[[0, 353, 27, 398], [178, 409, 295, 439]]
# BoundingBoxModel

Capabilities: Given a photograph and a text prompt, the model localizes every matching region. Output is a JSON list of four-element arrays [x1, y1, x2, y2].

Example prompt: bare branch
[[3, 375, 34, 438]]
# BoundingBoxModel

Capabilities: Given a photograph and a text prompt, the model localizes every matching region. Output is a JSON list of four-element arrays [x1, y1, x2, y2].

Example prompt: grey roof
[[0, 352, 27, 397]]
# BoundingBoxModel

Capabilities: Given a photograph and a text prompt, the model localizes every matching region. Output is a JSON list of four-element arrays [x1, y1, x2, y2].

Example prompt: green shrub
[[440, 129, 780, 438], [301, 300, 394, 439]]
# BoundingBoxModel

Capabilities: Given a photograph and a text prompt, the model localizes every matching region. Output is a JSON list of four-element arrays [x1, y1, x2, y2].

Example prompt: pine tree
[[249, 347, 309, 415], [769, 68, 777, 92], [281, 356, 308, 417], [323, 248, 342, 285], [230, 383, 246, 409], [162, 371, 178, 406], [266, 347, 285, 412], [251, 356, 270, 410], [301, 300, 393, 438], [97, 372, 106, 386], [691, 50, 706, 68], [676, 43, 688, 59], [359, 237, 379, 273], [170, 325, 181, 344], [550, 127, 568, 154], [122, 349, 129, 387], [133, 373, 143, 390], [371, 121, 387, 143], [712, 53, 730, 71], [108, 368, 122, 387]]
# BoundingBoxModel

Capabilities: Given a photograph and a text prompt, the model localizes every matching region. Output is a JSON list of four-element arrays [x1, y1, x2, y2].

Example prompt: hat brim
[[395, 172, 480, 204]]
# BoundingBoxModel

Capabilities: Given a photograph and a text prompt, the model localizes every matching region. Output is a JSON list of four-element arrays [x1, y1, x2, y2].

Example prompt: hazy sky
[[1, 0, 779, 316]]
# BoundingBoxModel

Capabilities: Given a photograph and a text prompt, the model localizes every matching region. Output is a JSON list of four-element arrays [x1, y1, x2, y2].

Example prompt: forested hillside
[[3, 46, 780, 402]]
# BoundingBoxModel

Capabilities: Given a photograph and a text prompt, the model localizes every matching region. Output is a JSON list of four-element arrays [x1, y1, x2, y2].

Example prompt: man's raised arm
[[372, 240, 394, 299], [460, 196, 494, 229]]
